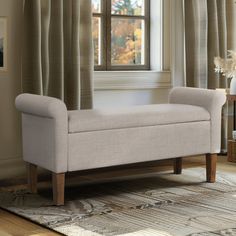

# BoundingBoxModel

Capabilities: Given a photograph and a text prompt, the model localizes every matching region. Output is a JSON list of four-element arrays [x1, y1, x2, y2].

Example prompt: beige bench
[[15, 87, 226, 205]]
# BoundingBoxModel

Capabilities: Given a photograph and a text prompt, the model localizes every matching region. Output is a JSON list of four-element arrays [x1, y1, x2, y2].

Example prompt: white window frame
[[94, 0, 172, 90]]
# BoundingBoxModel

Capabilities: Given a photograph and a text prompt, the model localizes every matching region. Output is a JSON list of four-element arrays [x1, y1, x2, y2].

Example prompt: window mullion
[[106, 0, 111, 70], [145, 0, 150, 70], [111, 15, 145, 20], [100, 0, 106, 70]]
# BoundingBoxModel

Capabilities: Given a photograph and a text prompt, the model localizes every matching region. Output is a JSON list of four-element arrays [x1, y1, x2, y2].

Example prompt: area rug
[[1, 167, 236, 236]]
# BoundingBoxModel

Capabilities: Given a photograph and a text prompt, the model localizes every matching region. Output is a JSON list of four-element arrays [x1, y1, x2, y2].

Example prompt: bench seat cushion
[[68, 104, 210, 133]]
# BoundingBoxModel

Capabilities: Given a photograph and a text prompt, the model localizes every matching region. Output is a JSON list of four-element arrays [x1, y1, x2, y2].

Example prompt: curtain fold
[[184, 0, 228, 89], [22, 0, 93, 110], [180, 0, 236, 152]]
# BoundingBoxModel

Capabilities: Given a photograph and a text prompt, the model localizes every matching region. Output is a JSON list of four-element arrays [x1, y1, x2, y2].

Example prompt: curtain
[[22, 0, 94, 110], [184, 0, 228, 89], [179, 0, 236, 152]]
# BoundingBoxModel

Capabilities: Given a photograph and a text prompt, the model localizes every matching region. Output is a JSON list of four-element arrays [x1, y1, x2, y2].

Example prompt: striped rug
[[1, 167, 236, 236]]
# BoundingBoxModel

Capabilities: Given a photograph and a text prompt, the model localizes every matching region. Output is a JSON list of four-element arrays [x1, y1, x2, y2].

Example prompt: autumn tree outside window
[[92, 0, 150, 71]]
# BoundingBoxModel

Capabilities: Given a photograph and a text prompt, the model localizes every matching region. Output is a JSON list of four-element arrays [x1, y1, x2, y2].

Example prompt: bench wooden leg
[[27, 163, 37, 193], [52, 173, 65, 206], [173, 157, 182, 174], [206, 154, 217, 183]]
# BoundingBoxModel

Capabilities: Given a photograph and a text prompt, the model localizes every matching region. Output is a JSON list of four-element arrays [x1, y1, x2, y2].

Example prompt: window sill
[[94, 70, 171, 90]]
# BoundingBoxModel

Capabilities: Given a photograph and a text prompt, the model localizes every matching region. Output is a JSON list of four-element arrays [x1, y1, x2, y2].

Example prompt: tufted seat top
[[68, 104, 210, 133]]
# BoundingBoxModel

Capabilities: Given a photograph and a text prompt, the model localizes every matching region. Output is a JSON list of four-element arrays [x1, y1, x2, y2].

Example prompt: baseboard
[[0, 157, 26, 180]]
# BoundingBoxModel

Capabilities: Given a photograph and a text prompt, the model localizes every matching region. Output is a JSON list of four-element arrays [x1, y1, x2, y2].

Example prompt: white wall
[[94, 89, 169, 108]]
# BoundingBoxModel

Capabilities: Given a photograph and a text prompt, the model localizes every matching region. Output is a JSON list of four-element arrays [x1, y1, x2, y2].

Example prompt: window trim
[[94, 0, 172, 90], [93, 0, 150, 71], [94, 71, 171, 90]]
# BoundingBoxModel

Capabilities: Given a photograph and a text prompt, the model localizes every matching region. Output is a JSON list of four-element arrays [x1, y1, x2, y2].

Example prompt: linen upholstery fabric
[[15, 94, 68, 173], [68, 122, 210, 171], [22, 0, 94, 110], [169, 87, 226, 153], [15, 87, 226, 173], [68, 104, 210, 133]]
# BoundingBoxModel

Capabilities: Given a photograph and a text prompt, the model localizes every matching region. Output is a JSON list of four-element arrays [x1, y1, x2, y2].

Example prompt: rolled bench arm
[[169, 87, 226, 153], [15, 93, 67, 119], [15, 94, 68, 173]]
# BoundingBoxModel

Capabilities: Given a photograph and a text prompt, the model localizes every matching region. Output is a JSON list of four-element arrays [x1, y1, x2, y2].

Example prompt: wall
[[94, 89, 169, 108], [0, 1, 170, 180], [0, 0, 25, 179]]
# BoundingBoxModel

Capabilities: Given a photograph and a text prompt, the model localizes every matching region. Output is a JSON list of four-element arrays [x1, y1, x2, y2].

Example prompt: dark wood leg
[[173, 157, 182, 174], [206, 154, 217, 183], [27, 163, 37, 193], [52, 173, 65, 206]]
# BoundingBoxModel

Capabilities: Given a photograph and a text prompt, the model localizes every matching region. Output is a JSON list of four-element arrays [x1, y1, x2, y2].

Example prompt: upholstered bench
[[15, 87, 226, 205]]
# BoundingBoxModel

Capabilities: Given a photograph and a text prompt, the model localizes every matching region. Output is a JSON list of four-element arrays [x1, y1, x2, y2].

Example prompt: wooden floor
[[0, 209, 60, 236], [0, 155, 234, 236]]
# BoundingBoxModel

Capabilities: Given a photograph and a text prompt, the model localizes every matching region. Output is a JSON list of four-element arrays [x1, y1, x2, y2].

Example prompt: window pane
[[92, 0, 101, 13], [111, 0, 145, 16], [93, 17, 101, 65], [111, 18, 145, 65]]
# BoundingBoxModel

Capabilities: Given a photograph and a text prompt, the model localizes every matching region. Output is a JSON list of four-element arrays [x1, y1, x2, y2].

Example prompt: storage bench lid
[[68, 104, 210, 133]]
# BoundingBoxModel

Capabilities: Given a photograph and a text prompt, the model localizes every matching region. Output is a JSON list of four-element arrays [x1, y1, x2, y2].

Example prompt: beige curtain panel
[[22, 0, 94, 110], [183, 0, 236, 152], [184, 0, 228, 89]]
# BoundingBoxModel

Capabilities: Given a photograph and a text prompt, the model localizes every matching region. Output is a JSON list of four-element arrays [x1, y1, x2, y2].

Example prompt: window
[[92, 0, 150, 71]]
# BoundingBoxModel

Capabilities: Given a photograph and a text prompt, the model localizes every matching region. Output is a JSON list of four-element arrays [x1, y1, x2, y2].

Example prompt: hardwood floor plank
[[0, 209, 61, 236], [0, 230, 11, 236]]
